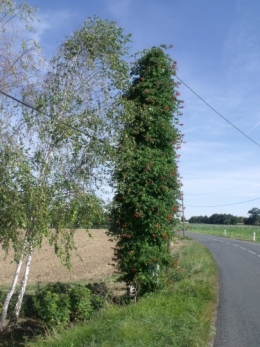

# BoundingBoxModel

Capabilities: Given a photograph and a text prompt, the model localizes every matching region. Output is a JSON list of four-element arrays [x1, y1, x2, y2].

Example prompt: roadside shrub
[[22, 294, 35, 318], [69, 285, 93, 322], [33, 282, 104, 328], [33, 285, 71, 327], [85, 282, 110, 308]]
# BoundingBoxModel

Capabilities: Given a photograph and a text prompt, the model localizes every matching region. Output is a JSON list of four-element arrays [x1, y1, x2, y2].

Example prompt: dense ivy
[[108, 46, 184, 294]]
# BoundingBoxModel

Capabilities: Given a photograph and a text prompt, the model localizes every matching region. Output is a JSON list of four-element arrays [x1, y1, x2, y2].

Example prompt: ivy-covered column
[[109, 46, 184, 295]]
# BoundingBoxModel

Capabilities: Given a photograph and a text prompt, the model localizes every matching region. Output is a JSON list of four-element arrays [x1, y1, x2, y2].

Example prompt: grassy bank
[[28, 240, 218, 347], [187, 223, 260, 241]]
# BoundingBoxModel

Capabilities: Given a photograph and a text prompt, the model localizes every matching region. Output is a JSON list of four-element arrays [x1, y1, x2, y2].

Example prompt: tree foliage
[[189, 214, 244, 225], [0, 15, 131, 330], [108, 46, 183, 294], [189, 215, 209, 224], [0, 0, 45, 153], [248, 207, 260, 216], [0, 0, 44, 104], [244, 207, 260, 225]]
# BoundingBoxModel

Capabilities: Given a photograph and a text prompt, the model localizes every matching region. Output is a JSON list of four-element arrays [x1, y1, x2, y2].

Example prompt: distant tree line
[[189, 208, 260, 225], [189, 214, 244, 225]]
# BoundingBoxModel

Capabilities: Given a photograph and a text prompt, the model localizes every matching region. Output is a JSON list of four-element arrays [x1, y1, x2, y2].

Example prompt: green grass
[[27, 240, 218, 347], [187, 223, 260, 241]]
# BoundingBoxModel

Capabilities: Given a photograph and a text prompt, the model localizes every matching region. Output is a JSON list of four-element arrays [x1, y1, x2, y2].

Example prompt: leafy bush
[[22, 294, 36, 318], [85, 282, 110, 309], [32, 282, 106, 328], [69, 285, 93, 322], [33, 284, 71, 327]]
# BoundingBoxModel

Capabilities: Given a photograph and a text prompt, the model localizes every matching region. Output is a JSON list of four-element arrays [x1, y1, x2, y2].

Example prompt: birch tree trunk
[[0, 251, 24, 332], [9, 246, 34, 326]]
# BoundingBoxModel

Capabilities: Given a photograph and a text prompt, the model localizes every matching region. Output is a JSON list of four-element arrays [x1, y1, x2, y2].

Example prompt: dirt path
[[0, 229, 116, 285]]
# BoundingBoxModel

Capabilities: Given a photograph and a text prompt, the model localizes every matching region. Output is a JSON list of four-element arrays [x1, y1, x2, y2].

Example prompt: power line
[[0, 89, 107, 143], [176, 75, 260, 149], [186, 197, 260, 208], [176, 76, 260, 208]]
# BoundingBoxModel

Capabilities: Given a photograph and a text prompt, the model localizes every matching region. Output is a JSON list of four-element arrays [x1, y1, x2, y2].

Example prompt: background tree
[[108, 46, 183, 295], [189, 215, 209, 223], [0, 16, 131, 331], [189, 214, 239, 225], [0, 0, 44, 114], [244, 207, 260, 225], [208, 213, 238, 225]]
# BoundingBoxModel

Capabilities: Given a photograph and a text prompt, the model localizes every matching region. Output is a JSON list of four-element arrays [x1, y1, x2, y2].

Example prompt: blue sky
[[23, 0, 260, 219]]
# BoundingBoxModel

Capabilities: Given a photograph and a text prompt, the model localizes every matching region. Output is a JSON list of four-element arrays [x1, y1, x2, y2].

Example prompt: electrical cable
[[0, 89, 107, 143], [176, 75, 260, 149], [176, 76, 260, 208], [186, 197, 260, 208]]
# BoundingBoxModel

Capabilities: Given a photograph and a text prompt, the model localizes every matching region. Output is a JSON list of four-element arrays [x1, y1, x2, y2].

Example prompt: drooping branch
[[0, 14, 131, 330]]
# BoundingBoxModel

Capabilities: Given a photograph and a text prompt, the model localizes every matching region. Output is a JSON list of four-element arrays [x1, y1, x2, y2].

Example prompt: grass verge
[[187, 223, 259, 241], [27, 239, 218, 347]]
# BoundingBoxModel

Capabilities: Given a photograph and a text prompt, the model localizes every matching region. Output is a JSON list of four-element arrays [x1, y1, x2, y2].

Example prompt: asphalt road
[[188, 233, 260, 347]]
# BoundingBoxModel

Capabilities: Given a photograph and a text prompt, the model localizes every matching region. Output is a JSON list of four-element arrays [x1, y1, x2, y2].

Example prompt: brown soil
[[0, 229, 116, 286]]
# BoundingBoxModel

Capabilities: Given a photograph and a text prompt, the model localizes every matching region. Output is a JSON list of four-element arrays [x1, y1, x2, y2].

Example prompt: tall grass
[[27, 240, 218, 347], [187, 223, 260, 241]]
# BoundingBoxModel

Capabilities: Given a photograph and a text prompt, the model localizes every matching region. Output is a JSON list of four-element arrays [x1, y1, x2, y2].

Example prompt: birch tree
[[0, 16, 130, 331], [0, 0, 44, 331]]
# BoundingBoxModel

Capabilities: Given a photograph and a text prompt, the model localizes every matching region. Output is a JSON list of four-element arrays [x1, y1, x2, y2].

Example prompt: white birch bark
[[0, 250, 24, 332], [10, 246, 33, 325]]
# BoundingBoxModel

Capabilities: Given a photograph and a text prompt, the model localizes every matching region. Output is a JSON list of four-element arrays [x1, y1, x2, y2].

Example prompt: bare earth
[[0, 229, 116, 286]]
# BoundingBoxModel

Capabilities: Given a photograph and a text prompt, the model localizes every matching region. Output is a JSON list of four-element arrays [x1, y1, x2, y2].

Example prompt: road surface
[[188, 233, 260, 347]]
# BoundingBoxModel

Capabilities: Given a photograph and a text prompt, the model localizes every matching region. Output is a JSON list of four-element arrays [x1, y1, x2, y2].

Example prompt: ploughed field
[[0, 229, 115, 286]]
